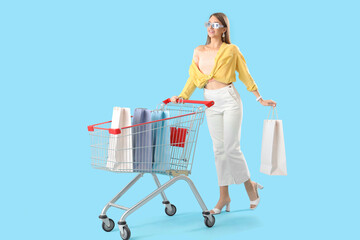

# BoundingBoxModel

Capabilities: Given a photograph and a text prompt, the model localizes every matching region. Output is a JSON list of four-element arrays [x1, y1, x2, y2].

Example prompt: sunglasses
[[204, 21, 224, 29]]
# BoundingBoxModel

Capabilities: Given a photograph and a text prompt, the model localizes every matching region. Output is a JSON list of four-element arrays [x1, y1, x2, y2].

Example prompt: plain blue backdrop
[[1, 0, 359, 239]]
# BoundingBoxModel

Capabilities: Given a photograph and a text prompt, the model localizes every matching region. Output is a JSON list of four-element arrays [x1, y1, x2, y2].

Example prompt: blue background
[[1, 0, 359, 239]]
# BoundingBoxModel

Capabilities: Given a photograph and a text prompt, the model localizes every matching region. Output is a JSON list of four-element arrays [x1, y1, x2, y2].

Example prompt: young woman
[[171, 12, 276, 215]]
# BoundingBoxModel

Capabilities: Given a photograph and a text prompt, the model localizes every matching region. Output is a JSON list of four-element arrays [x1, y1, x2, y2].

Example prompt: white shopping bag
[[260, 107, 287, 175], [107, 107, 133, 172]]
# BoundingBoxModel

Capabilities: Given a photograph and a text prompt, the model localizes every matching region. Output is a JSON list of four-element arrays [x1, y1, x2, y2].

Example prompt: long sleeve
[[235, 47, 258, 92], [178, 49, 199, 100], [178, 65, 197, 100]]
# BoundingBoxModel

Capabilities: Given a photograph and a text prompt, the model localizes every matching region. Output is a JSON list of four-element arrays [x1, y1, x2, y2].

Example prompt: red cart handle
[[163, 98, 214, 108]]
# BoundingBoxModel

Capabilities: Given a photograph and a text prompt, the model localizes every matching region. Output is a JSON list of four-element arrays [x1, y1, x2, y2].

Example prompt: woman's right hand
[[170, 96, 179, 103]]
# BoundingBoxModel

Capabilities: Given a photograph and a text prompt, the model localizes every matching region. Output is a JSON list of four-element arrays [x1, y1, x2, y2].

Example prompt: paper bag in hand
[[260, 107, 287, 175]]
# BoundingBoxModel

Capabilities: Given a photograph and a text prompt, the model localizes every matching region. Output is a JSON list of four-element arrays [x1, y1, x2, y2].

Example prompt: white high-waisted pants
[[204, 83, 250, 186]]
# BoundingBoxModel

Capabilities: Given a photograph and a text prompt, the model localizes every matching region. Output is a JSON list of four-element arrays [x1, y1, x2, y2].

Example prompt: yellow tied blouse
[[178, 42, 258, 100]]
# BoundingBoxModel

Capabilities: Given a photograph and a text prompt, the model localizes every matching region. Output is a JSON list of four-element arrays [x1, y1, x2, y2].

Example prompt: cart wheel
[[204, 215, 215, 228], [102, 218, 115, 232], [165, 204, 177, 216], [120, 225, 131, 240]]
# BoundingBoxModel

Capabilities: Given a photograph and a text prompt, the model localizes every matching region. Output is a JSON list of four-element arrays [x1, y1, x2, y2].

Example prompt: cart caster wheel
[[204, 215, 215, 228], [102, 218, 115, 232], [165, 204, 177, 216], [120, 225, 131, 240]]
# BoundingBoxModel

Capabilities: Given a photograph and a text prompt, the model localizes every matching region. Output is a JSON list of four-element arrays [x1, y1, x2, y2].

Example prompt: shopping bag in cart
[[132, 108, 153, 171], [151, 110, 171, 172], [170, 127, 188, 148], [107, 107, 133, 171], [260, 107, 287, 175]]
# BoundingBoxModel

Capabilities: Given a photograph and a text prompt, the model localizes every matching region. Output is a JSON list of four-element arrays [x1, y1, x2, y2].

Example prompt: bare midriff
[[204, 79, 231, 90]]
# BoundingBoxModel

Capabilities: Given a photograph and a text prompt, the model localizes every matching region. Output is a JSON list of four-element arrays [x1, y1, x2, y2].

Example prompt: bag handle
[[267, 106, 279, 120]]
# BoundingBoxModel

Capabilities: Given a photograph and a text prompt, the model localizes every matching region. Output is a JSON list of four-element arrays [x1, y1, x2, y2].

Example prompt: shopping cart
[[87, 98, 215, 240]]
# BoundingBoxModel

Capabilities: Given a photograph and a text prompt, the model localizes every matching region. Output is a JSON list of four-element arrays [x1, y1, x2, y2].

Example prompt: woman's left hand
[[260, 99, 277, 107]]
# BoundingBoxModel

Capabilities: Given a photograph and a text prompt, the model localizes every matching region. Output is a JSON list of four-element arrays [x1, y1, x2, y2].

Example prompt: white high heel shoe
[[210, 201, 231, 215], [250, 183, 264, 210]]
